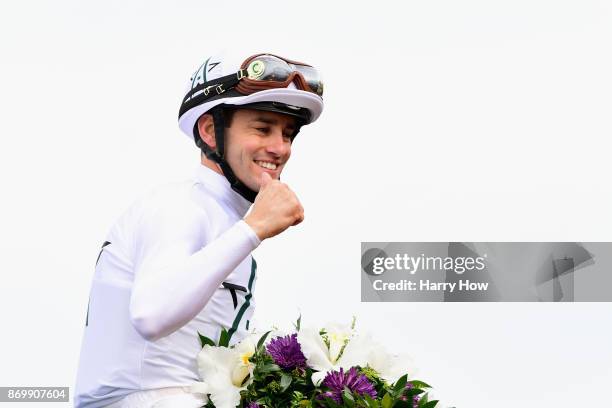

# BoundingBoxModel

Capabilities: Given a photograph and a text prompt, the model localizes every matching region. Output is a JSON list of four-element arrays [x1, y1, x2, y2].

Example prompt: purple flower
[[320, 367, 377, 403], [266, 334, 307, 370], [246, 403, 260, 408], [402, 383, 421, 407]]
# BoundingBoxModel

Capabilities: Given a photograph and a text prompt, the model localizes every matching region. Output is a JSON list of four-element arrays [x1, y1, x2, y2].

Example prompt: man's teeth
[[255, 161, 277, 170]]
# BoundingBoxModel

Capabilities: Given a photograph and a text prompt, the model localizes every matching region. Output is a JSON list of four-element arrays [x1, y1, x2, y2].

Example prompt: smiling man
[[74, 53, 324, 408]]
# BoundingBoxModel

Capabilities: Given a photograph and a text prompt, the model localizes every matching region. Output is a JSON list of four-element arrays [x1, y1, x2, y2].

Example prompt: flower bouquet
[[190, 317, 441, 408]]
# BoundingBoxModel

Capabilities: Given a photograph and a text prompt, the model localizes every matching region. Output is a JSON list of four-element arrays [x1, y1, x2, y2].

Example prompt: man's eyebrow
[[250, 116, 295, 129], [250, 116, 277, 125]]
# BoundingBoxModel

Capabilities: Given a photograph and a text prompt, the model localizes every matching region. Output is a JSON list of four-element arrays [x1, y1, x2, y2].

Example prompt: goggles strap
[[179, 70, 248, 117]]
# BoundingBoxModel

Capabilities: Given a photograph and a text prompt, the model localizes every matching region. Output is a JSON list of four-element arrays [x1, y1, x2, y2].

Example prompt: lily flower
[[298, 326, 416, 386], [190, 336, 256, 408], [298, 323, 369, 385]]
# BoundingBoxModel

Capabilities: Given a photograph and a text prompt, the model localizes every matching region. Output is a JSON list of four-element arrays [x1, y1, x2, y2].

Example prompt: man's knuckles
[[293, 208, 304, 221]]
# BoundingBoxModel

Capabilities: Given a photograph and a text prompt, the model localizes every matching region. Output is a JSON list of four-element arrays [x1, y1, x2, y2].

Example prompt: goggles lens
[[243, 55, 323, 96]]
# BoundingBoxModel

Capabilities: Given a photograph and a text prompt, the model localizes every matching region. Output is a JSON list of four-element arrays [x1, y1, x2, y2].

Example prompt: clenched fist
[[244, 172, 304, 241]]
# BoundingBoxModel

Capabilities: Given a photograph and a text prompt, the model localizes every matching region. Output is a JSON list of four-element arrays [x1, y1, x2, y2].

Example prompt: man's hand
[[244, 172, 304, 241]]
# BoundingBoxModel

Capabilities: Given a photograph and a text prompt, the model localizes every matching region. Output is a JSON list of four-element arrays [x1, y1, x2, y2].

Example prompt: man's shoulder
[[133, 180, 207, 219], [137, 180, 193, 208], [115, 180, 208, 235]]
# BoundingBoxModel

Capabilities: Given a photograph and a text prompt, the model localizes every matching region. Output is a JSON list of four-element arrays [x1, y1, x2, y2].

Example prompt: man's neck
[[200, 154, 223, 175]]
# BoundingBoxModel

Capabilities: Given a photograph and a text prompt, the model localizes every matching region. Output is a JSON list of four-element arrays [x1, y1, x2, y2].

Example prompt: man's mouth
[[254, 160, 278, 170]]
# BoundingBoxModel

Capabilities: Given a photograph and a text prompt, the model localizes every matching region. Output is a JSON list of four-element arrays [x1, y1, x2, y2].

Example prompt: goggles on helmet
[[237, 54, 323, 96], [180, 54, 323, 115]]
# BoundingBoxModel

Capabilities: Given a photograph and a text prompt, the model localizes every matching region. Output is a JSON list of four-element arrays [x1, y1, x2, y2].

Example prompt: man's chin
[[245, 178, 263, 193], [257, 168, 281, 181], [243, 168, 282, 192]]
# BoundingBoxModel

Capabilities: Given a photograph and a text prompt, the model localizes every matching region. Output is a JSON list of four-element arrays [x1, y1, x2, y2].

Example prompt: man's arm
[[129, 173, 303, 342], [129, 205, 259, 342]]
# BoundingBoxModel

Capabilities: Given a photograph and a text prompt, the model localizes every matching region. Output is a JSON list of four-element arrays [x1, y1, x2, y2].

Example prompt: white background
[[1, 1, 611, 407]]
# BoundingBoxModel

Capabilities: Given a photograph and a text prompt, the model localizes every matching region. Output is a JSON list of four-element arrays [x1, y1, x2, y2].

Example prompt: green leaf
[[422, 401, 439, 408], [257, 330, 272, 351], [197, 331, 216, 348], [218, 328, 230, 347], [294, 314, 302, 331], [409, 380, 432, 389], [280, 373, 293, 392], [342, 388, 356, 407], [417, 392, 429, 407], [319, 395, 342, 408], [393, 374, 408, 395], [381, 392, 393, 408], [258, 363, 281, 373], [364, 394, 379, 408], [343, 386, 355, 402], [405, 389, 425, 397]]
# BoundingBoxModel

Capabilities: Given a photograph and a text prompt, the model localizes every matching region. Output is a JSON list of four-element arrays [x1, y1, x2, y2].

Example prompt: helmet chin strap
[[205, 106, 258, 203]]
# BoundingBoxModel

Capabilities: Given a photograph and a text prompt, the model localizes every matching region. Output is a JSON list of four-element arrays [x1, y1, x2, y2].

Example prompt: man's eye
[[256, 127, 269, 133]]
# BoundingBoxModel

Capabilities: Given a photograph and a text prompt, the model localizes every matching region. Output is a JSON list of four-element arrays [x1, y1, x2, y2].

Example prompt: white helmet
[[178, 52, 324, 142]]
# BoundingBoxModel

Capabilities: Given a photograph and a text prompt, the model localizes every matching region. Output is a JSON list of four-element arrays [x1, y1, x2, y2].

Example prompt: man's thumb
[[260, 171, 273, 189]]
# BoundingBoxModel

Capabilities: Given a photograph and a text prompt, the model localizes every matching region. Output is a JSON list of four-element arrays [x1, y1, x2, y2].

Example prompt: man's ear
[[197, 114, 216, 150]]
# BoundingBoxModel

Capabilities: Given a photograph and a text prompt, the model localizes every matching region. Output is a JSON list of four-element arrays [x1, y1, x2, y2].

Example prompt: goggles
[[237, 54, 323, 96], [181, 54, 323, 111]]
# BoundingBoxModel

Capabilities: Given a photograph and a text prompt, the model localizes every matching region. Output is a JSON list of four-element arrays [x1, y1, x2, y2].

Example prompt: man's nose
[[265, 129, 291, 157]]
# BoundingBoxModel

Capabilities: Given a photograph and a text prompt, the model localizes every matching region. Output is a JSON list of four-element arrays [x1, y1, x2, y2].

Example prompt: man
[[74, 53, 324, 407]]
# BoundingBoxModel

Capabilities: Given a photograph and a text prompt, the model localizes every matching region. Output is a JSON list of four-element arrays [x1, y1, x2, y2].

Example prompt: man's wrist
[[243, 216, 267, 242]]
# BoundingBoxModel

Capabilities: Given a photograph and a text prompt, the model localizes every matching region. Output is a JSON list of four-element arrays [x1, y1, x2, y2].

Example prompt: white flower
[[298, 323, 370, 385], [297, 326, 334, 384], [191, 336, 256, 408], [366, 345, 417, 384], [333, 329, 417, 384], [323, 322, 353, 364], [298, 325, 418, 386]]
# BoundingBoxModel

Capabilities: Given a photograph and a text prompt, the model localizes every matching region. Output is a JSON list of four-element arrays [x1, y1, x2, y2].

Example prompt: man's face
[[224, 108, 296, 191]]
